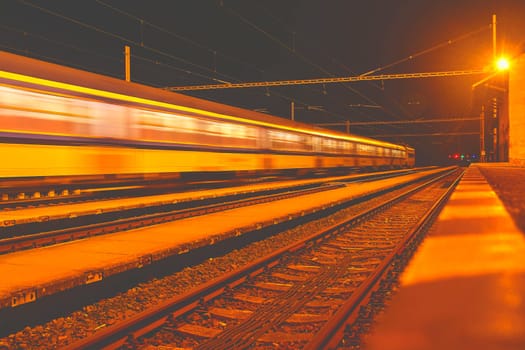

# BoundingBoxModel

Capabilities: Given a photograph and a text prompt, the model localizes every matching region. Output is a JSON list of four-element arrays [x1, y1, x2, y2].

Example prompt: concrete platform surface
[[364, 164, 525, 350]]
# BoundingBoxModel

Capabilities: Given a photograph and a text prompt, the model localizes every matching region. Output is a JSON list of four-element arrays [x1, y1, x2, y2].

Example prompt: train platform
[[0, 170, 410, 228], [0, 168, 446, 310], [364, 163, 525, 350]]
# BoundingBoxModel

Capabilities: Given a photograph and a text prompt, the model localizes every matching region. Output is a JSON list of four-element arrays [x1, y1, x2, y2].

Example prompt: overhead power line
[[361, 25, 490, 76], [94, 0, 260, 72], [316, 117, 480, 126], [14, 0, 355, 122], [369, 131, 480, 137], [167, 69, 486, 91], [15, 0, 245, 85], [222, 4, 390, 119]]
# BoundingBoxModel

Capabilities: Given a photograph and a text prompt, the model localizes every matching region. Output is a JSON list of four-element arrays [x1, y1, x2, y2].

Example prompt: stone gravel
[[1, 183, 409, 349]]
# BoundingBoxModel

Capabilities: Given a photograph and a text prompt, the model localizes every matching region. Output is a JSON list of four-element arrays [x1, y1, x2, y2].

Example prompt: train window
[[337, 140, 346, 153], [166, 114, 196, 132], [135, 109, 196, 144], [223, 123, 243, 137], [197, 118, 258, 148], [297, 134, 310, 151], [303, 135, 313, 151], [137, 110, 197, 133], [268, 130, 303, 152], [203, 120, 256, 139], [346, 141, 353, 154], [90, 103, 129, 138], [311, 137, 322, 152], [134, 108, 258, 148], [206, 120, 256, 140], [0, 85, 93, 137], [0, 85, 90, 122], [357, 143, 374, 154], [67, 99, 91, 119], [138, 112, 166, 129], [202, 120, 223, 136], [320, 138, 338, 153], [392, 149, 403, 158]]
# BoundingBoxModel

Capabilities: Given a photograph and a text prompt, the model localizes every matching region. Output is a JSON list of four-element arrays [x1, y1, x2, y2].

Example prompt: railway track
[[0, 170, 419, 254], [0, 179, 265, 210], [0, 169, 417, 210], [63, 167, 462, 349], [0, 185, 171, 211], [0, 182, 342, 254]]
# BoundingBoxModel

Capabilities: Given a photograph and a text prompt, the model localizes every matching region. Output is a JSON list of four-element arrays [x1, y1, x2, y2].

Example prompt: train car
[[0, 50, 414, 188]]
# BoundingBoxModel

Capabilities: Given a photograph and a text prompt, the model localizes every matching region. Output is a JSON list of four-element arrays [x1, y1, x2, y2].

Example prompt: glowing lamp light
[[495, 57, 510, 71]]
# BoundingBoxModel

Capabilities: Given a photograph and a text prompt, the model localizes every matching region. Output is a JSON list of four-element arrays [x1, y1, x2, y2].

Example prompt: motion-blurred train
[[0, 51, 414, 188]]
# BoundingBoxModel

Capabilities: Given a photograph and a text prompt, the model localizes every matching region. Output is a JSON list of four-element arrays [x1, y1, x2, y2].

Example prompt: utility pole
[[291, 101, 295, 121], [479, 14, 497, 163], [480, 105, 485, 162], [492, 14, 497, 60], [125, 45, 131, 82], [491, 14, 502, 162], [492, 97, 498, 161]]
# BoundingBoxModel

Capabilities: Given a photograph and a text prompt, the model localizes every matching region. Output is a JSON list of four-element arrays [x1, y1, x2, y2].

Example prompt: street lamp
[[495, 57, 510, 71]]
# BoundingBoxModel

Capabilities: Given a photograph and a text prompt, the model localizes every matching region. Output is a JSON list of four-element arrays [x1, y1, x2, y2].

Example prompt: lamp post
[[472, 57, 510, 162], [480, 105, 485, 162]]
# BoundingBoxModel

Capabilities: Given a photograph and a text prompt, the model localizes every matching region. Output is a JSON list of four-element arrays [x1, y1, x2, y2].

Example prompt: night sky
[[1, 0, 525, 164]]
